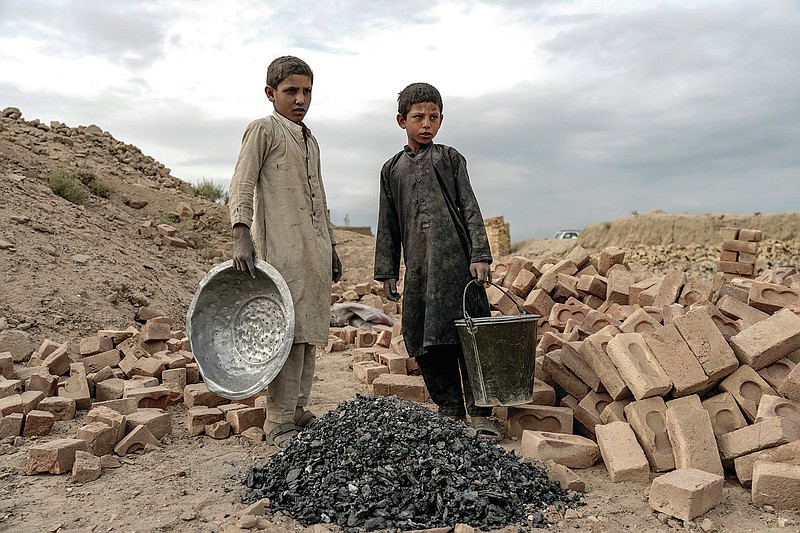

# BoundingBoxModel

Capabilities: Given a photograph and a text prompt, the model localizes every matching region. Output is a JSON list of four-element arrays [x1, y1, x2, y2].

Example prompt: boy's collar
[[272, 110, 310, 135], [404, 142, 433, 156]]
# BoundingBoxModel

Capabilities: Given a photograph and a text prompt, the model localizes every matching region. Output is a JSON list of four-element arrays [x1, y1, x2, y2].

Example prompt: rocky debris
[[244, 395, 578, 531]]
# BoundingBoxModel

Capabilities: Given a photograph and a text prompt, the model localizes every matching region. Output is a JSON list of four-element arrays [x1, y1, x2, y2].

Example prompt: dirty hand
[[470, 261, 492, 285], [232, 224, 257, 278], [332, 246, 342, 283], [383, 279, 401, 301]]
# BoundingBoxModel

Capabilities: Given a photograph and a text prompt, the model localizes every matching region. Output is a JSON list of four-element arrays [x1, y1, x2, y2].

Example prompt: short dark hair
[[397, 82, 443, 118], [266, 56, 313, 88]]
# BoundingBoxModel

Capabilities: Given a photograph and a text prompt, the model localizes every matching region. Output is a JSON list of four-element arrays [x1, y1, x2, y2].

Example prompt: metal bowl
[[186, 260, 294, 399]]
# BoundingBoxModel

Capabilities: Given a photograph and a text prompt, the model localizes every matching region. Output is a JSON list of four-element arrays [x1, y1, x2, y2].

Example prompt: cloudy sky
[[1, 1, 798, 241]]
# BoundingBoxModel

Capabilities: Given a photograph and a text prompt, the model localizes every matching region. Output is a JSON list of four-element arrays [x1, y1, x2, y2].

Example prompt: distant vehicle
[[553, 230, 580, 239]]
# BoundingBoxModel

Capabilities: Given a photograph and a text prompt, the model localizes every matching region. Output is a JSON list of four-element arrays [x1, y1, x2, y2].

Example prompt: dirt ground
[[2, 350, 798, 533], [2, 111, 799, 533]]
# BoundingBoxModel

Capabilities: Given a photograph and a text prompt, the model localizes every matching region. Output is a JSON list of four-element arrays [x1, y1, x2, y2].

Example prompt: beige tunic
[[229, 111, 335, 345]]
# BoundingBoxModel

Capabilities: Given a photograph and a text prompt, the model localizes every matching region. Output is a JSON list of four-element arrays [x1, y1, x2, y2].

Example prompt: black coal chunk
[[244, 395, 580, 531]]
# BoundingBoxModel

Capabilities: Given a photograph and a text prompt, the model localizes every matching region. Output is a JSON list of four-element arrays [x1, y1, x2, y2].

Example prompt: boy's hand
[[332, 246, 342, 283], [232, 224, 257, 278], [470, 261, 492, 286], [383, 279, 401, 301]]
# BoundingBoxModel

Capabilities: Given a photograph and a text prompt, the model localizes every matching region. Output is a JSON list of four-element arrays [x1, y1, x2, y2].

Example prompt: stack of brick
[[718, 227, 762, 278], [330, 279, 400, 317], [484, 215, 511, 258], [492, 238, 800, 520]]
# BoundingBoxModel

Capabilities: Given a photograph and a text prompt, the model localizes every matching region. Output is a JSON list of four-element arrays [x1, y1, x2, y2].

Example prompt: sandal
[[471, 416, 503, 441], [294, 410, 318, 430], [266, 421, 299, 449]]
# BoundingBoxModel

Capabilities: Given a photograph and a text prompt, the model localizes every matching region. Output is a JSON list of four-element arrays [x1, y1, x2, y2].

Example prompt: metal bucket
[[455, 280, 539, 407]]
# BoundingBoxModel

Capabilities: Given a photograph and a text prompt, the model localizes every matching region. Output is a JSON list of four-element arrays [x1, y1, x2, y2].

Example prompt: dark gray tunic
[[374, 143, 492, 357]]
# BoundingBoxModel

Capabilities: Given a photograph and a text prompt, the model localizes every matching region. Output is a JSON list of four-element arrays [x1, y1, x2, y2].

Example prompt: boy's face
[[397, 102, 443, 152], [265, 74, 313, 124]]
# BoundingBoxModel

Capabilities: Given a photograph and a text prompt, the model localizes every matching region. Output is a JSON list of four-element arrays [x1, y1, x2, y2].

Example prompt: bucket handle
[[462, 279, 528, 326]]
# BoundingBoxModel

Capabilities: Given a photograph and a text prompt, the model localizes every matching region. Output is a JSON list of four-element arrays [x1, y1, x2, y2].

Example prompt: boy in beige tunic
[[228, 56, 341, 448]]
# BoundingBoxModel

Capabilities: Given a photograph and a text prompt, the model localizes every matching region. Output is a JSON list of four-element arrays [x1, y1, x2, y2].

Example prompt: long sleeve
[[448, 147, 493, 264], [228, 120, 271, 228], [373, 161, 402, 280]]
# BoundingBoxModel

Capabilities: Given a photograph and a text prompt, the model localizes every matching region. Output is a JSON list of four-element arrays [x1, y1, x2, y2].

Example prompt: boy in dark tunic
[[374, 82, 501, 439]]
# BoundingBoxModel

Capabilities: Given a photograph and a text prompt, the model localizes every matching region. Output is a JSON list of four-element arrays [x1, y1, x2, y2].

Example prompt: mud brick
[[664, 406, 723, 476], [581, 329, 630, 400], [778, 362, 800, 402], [139, 339, 168, 355], [719, 249, 737, 261], [737, 251, 757, 265], [722, 239, 758, 255], [577, 275, 608, 299], [658, 304, 683, 326], [559, 246, 587, 270], [378, 352, 408, 375], [161, 367, 187, 392], [507, 405, 573, 438], [735, 228, 761, 242], [186, 406, 224, 436], [597, 247, 624, 277], [0, 394, 24, 416], [536, 331, 571, 357], [606, 333, 672, 400], [748, 281, 800, 313], [751, 461, 800, 510], [125, 385, 182, 409], [531, 378, 556, 406], [595, 422, 650, 482], [337, 325, 358, 344], [353, 361, 389, 384], [755, 359, 795, 392], [717, 417, 800, 464], [719, 227, 740, 240], [519, 430, 600, 469], [649, 268, 684, 307], [560, 395, 578, 410], [114, 424, 160, 456], [40, 342, 71, 376], [76, 422, 118, 455], [575, 391, 613, 436], [646, 324, 708, 397], [553, 274, 581, 301], [624, 397, 675, 472], [734, 440, 800, 487], [679, 276, 712, 307], [25, 371, 59, 396], [0, 378, 23, 399], [636, 280, 662, 307], [117, 352, 138, 378], [535, 259, 578, 294], [79, 349, 120, 374], [511, 269, 537, 297], [151, 350, 186, 370], [79, 335, 113, 356], [701, 392, 748, 436], [58, 363, 92, 410], [218, 403, 248, 415], [730, 310, 800, 373], [577, 310, 620, 337], [718, 260, 755, 276], [36, 396, 76, 421], [26, 438, 89, 474], [550, 299, 593, 331], [127, 408, 172, 439], [390, 335, 410, 358], [719, 365, 776, 422], [185, 362, 200, 384], [756, 395, 800, 426], [117, 337, 148, 360], [355, 330, 377, 349], [502, 256, 533, 289], [130, 356, 164, 379], [649, 468, 724, 521], [605, 270, 635, 305], [625, 278, 657, 306], [19, 390, 45, 413], [619, 308, 661, 336], [139, 320, 172, 342], [716, 294, 769, 328], [0, 412, 23, 438], [673, 307, 739, 381], [523, 289, 554, 318], [544, 460, 586, 492], [542, 350, 589, 401], [200, 420, 228, 439], [599, 398, 633, 424], [371, 374, 427, 403], [86, 405, 127, 442], [0, 352, 12, 379], [225, 407, 265, 434], [21, 409, 54, 436], [375, 329, 393, 349], [93, 377, 125, 402], [124, 376, 160, 391], [561, 342, 603, 392], [70, 450, 102, 483]]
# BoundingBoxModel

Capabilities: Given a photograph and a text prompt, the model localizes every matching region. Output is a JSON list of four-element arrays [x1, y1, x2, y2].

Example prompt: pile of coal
[[244, 395, 579, 531]]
